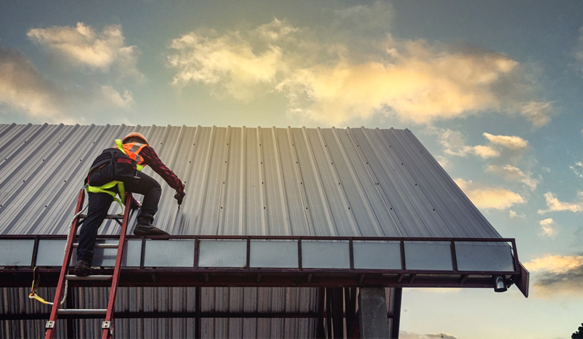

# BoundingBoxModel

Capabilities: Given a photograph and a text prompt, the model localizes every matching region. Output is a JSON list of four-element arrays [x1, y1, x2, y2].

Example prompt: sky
[[1, 1, 582, 338]]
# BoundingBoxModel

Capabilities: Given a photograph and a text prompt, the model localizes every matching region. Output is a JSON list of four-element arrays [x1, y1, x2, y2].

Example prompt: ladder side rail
[[45, 189, 85, 339], [102, 193, 133, 339]]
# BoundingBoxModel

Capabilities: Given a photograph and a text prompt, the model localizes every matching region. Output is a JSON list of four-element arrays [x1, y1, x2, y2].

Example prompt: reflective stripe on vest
[[114, 139, 147, 171]]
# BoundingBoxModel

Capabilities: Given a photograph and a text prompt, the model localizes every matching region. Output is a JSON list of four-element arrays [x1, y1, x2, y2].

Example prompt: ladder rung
[[79, 214, 124, 220], [72, 243, 119, 249], [66, 275, 113, 281], [58, 308, 107, 315]]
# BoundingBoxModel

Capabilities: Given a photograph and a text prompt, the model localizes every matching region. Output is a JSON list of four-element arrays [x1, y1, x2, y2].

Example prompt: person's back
[[73, 132, 185, 276]]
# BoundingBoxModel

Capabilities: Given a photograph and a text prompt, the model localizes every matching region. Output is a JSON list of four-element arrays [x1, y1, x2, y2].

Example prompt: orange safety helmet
[[122, 132, 148, 145]]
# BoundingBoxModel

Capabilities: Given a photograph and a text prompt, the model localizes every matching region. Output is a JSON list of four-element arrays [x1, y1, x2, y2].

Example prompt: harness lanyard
[[29, 266, 53, 305]]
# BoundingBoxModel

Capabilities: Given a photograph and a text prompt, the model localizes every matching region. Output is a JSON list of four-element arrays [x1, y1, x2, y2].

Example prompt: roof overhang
[[0, 234, 529, 297]]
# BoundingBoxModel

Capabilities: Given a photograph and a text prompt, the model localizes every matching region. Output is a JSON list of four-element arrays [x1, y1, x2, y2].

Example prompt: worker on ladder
[[73, 132, 185, 276]]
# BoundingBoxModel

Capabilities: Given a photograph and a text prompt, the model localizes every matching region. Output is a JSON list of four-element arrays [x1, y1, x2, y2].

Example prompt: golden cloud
[[538, 192, 583, 214], [539, 218, 557, 237], [525, 253, 583, 297], [525, 254, 583, 274], [167, 14, 553, 126], [454, 178, 524, 210], [169, 30, 283, 101], [485, 164, 538, 190], [27, 22, 142, 79], [482, 132, 528, 150], [0, 46, 66, 121]]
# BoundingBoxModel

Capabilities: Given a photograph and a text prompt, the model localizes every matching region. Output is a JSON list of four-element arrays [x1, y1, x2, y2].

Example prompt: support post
[[331, 287, 344, 339], [316, 287, 325, 338], [358, 287, 391, 339], [390, 288, 402, 339]]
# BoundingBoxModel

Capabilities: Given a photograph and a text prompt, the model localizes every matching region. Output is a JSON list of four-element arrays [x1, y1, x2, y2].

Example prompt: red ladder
[[45, 189, 132, 339]]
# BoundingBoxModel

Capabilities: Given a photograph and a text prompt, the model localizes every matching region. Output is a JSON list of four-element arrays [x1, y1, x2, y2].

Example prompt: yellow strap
[[29, 292, 52, 305], [115, 139, 127, 155], [85, 181, 126, 210], [29, 267, 53, 305]]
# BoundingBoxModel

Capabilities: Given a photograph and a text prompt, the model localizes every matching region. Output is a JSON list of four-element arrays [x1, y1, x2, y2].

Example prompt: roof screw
[[433, 208, 436, 211]]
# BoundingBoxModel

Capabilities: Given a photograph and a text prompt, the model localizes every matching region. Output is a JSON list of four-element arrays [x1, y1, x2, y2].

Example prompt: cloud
[[538, 191, 583, 214], [472, 145, 500, 159], [524, 254, 583, 297], [539, 218, 557, 237], [520, 101, 552, 127], [276, 44, 527, 125], [509, 210, 525, 219], [0, 46, 66, 121], [434, 128, 499, 159], [455, 178, 524, 210], [570, 161, 583, 178], [168, 24, 285, 101], [434, 129, 530, 161], [166, 9, 552, 126], [482, 132, 528, 150], [485, 164, 538, 190], [400, 332, 457, 339], [101, 85, 134, 110], [27, 22, 143, 80], [331, 0, 394, 38]]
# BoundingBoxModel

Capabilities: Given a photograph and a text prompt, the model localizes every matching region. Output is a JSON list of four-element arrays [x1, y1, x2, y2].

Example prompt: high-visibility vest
[[115, 139, 147, 171]]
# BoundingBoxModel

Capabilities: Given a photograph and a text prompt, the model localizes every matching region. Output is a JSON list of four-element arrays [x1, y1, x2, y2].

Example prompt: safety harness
[[84, 139, 146, 208]]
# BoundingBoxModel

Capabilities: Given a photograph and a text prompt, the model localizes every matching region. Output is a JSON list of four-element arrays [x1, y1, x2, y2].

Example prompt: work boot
[[73, 259, 91, 276], [134, 219, 169, 236]]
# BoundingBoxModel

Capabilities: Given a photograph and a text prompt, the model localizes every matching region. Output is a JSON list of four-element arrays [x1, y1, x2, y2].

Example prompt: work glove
[[174, 191, 185, 206]]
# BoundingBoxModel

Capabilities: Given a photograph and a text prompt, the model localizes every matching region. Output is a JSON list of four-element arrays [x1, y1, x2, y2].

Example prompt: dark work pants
[[77, 167, 162, 264]]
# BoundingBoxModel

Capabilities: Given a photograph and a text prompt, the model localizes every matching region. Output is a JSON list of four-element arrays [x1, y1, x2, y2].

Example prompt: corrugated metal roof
[[0, 123, 503, 338], [0, 123, 500, 239]]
